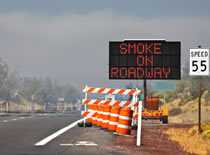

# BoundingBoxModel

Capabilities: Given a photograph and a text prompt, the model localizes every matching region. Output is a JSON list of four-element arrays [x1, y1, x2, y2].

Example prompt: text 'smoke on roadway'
[[109, 40, 181, 80]]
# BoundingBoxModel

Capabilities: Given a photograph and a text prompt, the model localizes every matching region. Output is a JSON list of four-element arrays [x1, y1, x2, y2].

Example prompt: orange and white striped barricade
[[108, 106, 120, 131], [82, 98, 139, 126], [96, 104, 103, 127], [91, 104, 98, 125], [101, 104, 111, 129], [83, 86, 141, 96], [81, 110, 89, 117], [116, 107, 133, 135], [80, 110, 96, 125]]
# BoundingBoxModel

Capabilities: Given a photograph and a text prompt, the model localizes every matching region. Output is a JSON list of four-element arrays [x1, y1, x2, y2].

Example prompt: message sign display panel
[[109, 40, 181, 80]]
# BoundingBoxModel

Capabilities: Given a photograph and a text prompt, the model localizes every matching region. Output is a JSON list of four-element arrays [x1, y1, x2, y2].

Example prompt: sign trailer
[[109, 39, 181, 146]]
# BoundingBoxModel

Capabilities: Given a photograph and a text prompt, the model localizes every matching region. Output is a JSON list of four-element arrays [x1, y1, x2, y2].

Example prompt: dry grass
[[168, 97, 210, 124], [164, 126, 210, 155], [202, 124, 210, 131]]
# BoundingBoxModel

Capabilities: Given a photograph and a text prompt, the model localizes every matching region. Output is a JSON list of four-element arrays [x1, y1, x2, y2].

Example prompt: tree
[[0, 58, 8, 88], [190, 76, 209, 97]]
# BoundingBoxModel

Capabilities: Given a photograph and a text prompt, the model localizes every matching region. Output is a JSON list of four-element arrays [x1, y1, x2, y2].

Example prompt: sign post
[[137, 100, 142, 146], [189, 47, 209, 133]]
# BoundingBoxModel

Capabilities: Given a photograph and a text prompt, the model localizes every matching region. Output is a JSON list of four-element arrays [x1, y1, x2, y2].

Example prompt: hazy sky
[[0, 0, 210, 89]]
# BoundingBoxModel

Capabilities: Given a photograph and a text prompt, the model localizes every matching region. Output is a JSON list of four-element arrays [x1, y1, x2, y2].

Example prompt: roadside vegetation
[[165, 126, 210, 155], [0, 58, 80, 112]]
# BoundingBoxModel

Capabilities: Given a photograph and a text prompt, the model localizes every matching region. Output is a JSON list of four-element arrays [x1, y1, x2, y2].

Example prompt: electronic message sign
[[109, 40, 181, 80]]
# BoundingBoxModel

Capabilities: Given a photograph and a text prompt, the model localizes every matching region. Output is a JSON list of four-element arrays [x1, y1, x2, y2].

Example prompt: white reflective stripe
[[117, 124, 130, 129], [109, 113, 119, 117], [100, 100, 107, 104], [85, 112, 95, 119], [102, 120, 109, 123], [119, 115, 131, 120], [88, 99, 97, 105], [123, 89, 130, 95], [91, 88, 100, 93], [88, 110, 99, 113], [88, 109, 95, 113], [103, 88, 110, 94], [113, 89, 120, 94], [119, 101, 126, 107], [102, 112, 109, 115], [83, 86, 89, 92], [109, 101, 116, 106], [109, 121, 118, 125], [97, 118, 102, 121]]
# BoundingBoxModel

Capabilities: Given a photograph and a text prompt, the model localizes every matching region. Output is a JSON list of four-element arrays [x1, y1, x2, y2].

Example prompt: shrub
[[169, 107, 182, 116]]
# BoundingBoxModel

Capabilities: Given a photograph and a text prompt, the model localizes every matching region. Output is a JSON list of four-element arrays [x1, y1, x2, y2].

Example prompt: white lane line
[[12, 118, 17, 121], [35, 118, 84, 146], [60, 144, 74, 146], [60, 141, 98, 146], [3, 120, 8, 122]]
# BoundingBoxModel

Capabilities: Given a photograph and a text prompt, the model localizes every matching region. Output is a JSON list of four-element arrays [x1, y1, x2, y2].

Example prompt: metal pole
[[137, 100, 142, 146], [84, 85, 88, 127], [144, 79, 147, 108], [198, 78, 202, 133], [198, 45, 202, 133]]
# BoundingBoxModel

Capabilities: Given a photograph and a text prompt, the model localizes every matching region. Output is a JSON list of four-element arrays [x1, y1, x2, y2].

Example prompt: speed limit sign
[[190, 48, 209, 76]]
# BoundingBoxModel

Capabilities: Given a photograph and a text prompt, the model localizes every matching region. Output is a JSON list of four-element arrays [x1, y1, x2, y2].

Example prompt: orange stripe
[[113, 101, 120, 106], [87, 87, 95, 93], [104, 100, 110, 105], [107, 88, 115, 94], [93, 100, 100, 105], [84, 99, 90, 104], [118, 89, 125, 94], [98, 88, 105, 94], [124, 101, 130, 106], [128, 89, 136, 95], [134, 102, 138, 107]]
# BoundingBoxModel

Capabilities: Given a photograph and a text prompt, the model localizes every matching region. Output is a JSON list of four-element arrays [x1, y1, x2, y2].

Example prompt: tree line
[[0, 58, 80, 104]]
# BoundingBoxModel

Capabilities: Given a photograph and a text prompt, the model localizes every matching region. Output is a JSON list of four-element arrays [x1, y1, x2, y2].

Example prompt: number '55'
[[192, 60, 206, 72]]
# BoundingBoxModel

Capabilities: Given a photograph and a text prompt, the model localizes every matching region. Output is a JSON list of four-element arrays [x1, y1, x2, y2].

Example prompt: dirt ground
[[80, 120, 196, 155], [111, 122, 195, 155]]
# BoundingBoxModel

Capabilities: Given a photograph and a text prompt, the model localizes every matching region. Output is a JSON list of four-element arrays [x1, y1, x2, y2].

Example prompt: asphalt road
[[0, 112, 124, 155]]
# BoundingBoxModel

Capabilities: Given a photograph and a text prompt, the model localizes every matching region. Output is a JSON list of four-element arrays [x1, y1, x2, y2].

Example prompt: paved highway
[[0, 112, 124, 155]]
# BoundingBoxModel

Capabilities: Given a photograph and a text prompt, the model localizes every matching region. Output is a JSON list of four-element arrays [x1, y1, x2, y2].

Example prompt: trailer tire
[[85, 122, 92, 127], [162, 116, 168, 124], [77, 121, 92, 127], [78, 122, 84, 127]]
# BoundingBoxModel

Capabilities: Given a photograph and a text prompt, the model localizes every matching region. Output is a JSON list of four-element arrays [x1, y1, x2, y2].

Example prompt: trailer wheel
[[85, 122, 92, 127], [78, 122, 84, 127], [77, 121, 92, 127], [162, 116, 168, 124]]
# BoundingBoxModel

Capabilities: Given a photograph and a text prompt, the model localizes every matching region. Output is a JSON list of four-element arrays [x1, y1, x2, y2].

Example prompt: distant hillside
[[152, 81, 176, 91], [167, 91, 210, 124]]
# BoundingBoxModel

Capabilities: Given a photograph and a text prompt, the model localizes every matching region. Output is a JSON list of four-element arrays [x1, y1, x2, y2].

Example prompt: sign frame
[[189, 48, 209, 76], [109, 40, 181, 80]]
